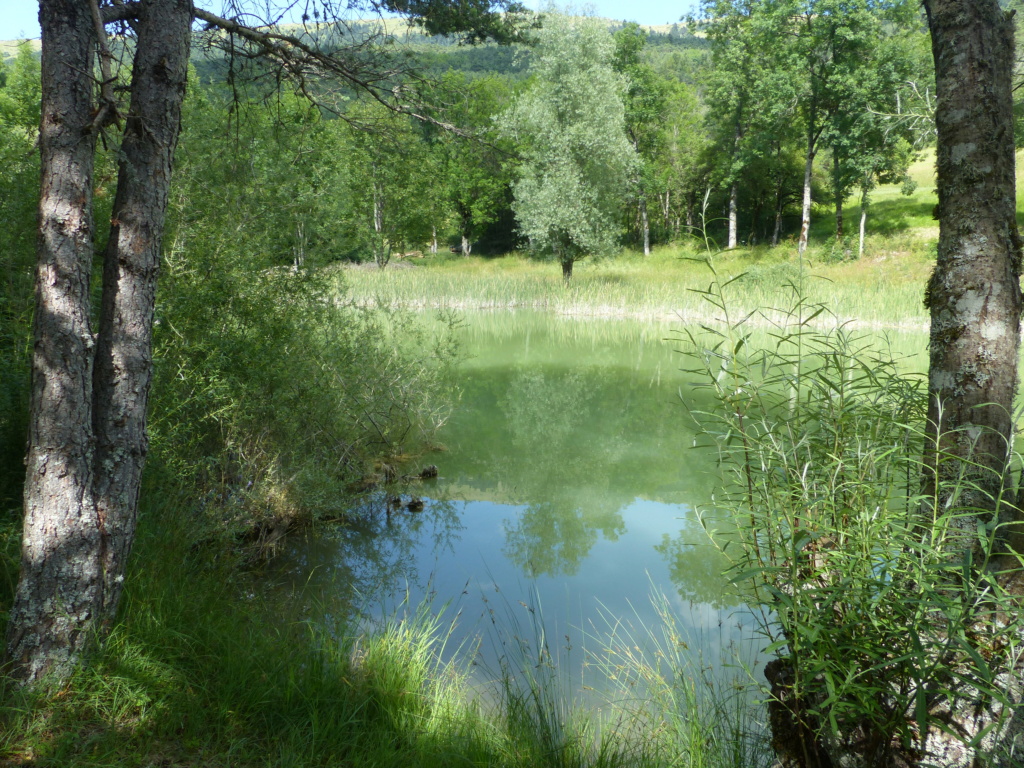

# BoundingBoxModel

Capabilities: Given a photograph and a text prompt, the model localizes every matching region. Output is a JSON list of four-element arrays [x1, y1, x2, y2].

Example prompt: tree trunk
[[858, 186, 868, 259], [728, 181, 738, 250], [5, 0, 191, 684], [4, 0, 102, 685], [834, 153, 844, 241], [92, 0, 191, 626], [772, 190, 784, 247], [639, 192, 650, 255], [461, 233, 471, 256], [561, 257, 573, 281], [798, 140, 815, 258], [924, 0, 1022, 543]]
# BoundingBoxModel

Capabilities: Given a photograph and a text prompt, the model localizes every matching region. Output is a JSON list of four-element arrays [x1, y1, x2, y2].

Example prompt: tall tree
[[613, 23, 669, 255], [6, 0, 527, 685], [500, 12, 637, 280], [766, 2, 1024, 765]]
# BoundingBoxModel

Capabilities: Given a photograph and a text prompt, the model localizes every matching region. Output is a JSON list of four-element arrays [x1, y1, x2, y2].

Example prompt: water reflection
[[272, 310, 796, 675]]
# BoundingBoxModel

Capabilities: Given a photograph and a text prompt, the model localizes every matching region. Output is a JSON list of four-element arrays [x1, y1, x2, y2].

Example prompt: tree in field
[[500, 12, 637, 280], [6, 0, 527, 686], [427, 73, 516, 256], [613, 23, 670, 256]]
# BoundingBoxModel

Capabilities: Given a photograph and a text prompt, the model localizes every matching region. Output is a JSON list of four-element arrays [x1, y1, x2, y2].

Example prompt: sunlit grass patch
[[340, 236, 933, 331]]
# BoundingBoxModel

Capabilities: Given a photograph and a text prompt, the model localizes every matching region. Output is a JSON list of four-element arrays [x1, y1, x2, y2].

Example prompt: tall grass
[[339, 240, 932, 330]]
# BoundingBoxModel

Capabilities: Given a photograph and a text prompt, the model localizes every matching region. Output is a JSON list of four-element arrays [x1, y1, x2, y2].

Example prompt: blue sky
[[0, 2, 697, 42]]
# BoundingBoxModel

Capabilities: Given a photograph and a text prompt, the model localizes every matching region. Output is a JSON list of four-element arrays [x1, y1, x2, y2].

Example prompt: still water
[[273, 311, 813, 686]]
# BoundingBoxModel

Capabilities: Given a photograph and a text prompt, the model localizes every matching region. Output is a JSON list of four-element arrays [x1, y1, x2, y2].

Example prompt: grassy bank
[[0, 491, 767, 768], [337, 149, 1024, 332], [339, 236, 934, 331]]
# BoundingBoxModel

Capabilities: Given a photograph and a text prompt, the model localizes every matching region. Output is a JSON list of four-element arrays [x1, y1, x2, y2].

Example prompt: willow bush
[[677, 259, 1024, 765], [146, 80, 460, 546]]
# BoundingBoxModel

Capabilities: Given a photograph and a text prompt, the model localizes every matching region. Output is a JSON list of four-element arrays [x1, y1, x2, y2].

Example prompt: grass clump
[[340, 240, 933, 330]]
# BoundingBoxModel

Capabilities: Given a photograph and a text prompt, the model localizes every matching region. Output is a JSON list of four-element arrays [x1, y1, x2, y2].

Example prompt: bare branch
[[88, 0, 124, 133]]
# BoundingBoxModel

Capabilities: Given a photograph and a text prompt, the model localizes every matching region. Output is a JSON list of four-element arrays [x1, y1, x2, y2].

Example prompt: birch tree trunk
[[639, 192, 650, 255], [798, 138, 815, 257], [834, 155, 844, 241], [858, 186, 868, 259], [727, 182, 738, 250]]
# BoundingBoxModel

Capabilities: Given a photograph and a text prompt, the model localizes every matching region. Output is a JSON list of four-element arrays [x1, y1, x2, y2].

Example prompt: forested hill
[[0, 16, 707, 79]]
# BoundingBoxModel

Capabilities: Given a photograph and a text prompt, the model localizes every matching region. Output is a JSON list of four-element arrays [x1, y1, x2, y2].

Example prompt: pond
[[273, 310, 899, 691]]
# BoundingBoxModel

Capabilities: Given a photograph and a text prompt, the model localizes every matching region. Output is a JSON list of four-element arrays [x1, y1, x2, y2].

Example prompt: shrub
[[678, 259, 1024, 765]]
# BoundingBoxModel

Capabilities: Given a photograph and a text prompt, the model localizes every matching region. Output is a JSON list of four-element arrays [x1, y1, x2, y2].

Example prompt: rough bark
[[923, 0, 1023, 544], [92, 0, 191, 626], [5, 0, 191, 683], [5, 0, 102, 684]]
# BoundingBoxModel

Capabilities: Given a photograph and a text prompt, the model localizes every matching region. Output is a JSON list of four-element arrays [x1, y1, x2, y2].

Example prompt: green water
[[276, 310, 929, 684]]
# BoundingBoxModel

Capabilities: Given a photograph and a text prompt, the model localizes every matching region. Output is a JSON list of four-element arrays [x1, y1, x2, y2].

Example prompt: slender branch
[[88, 0, 123, 133]]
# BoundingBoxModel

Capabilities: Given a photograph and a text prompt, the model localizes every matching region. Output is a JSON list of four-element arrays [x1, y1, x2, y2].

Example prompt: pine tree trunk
[[92, 0, 191, 626], [5, 0, 191, 684], [4, 0, 103, 685]]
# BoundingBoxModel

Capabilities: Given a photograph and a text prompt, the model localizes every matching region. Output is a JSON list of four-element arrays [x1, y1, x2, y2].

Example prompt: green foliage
[[424, 72, 518, 255], [500, 13, 638, 277], [680, 262, 1024, 762], [339, 101, 441, 265], [151, 78, 460, 540], [0, 42, 39, 510]]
